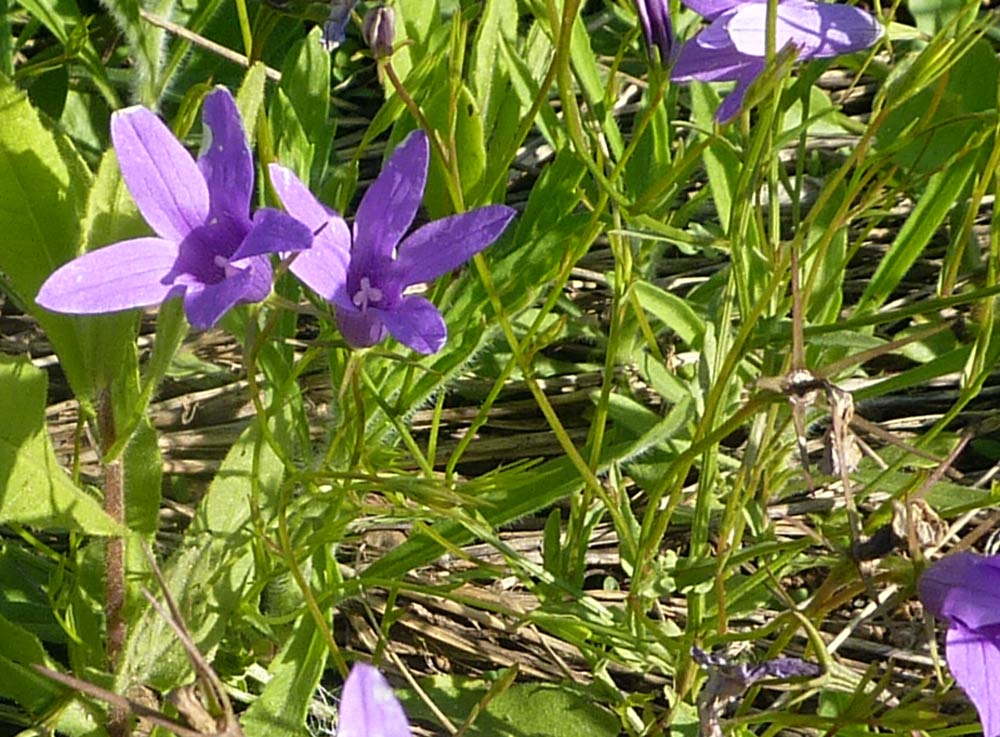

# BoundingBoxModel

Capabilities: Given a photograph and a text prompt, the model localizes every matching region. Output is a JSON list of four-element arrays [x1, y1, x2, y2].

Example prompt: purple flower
[[671, 0, 882, 122], [36, 87, 312, 329], [636, 0, 674, 64], [321, 0, 359, 51], [337, 663, 411, 737], [270, 130, 516, 354], [919, 552, 1000, 737]]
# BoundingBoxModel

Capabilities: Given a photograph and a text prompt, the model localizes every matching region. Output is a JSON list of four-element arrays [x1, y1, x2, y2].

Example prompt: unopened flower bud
[[635, 0, 672, 66], [362, 5, 395, 59]]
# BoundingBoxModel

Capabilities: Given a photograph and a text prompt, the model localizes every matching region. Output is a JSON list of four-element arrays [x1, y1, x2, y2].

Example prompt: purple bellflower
[[919, 552, 1000, 737], [671, 0, 883, 123], [636, 0, 674, 64], [337, 663, 411, 737], [322, 0, 359, 50], [270, 130, 516, 354], [36, 87, 312, 329]]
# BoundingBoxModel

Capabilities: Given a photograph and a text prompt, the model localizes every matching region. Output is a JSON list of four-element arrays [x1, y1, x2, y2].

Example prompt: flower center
[[352, 276, 383, 312], [213, 255, 241, 279]]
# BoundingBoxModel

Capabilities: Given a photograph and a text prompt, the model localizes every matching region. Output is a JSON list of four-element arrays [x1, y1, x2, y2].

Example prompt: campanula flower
[[337, 663, 411, 737], [671, 0, 883, 122], [321, 0, 359, 50], [362, 5, 395, 59], [635, 0, 674, 64], [270, 130, 516, 354], [36, 87, 312, 329], [919, 552, 1000, 737]]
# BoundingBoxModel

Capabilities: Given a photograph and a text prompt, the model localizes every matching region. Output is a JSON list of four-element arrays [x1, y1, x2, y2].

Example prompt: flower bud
[[635, 0, 672, 65], [362, 5, 395, 59], [321, 0, 358, 51]]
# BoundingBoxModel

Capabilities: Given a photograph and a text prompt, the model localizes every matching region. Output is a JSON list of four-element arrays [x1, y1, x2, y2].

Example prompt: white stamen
[[213, 255, 240, 278], [351, 276, 383, 311]]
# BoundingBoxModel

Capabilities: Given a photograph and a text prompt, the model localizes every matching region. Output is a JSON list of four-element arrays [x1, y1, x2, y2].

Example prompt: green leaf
[[240, 614, 329, 737], [403, 675, 620, 737], [0, 355, 117, 533], [424, 82, 486, 218], [634, 279, 706, 348], [0, 612, 63, 712], [279, 26, 332, 184], [878, 39, 997, 173], [855, 150, 977, 314], [236, 62, 268, 148], [470, 0, 516, 131], [271, 86, 314, 182]]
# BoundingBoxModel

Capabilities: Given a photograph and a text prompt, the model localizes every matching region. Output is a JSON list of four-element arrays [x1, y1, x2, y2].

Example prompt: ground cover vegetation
[[1, 0, 999, 735]]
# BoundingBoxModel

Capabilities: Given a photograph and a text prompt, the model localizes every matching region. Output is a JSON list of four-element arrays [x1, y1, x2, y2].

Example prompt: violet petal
[[672, 29, 753, 82], [112, 106, 210, 243], [198, 87, 254, 220], [945, 622, 1000, 737], [394, 205, 516, 285], [682, 0, 751, 21], [920, 552, 1000, 631], [36, 238, 181, 314], [337, 663, 411, 737], [726, 0, 882, 59], [715, 60, 764, 122], [336, 307, 389, 349], [182, 261, 267, 329], [374, 296, 447, 355], [232, 208, 314, 261], [269, 163, 352, 306], [353, 131, 429, 260]]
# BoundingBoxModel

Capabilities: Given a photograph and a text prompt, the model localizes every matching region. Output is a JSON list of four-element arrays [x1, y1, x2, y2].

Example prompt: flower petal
[[394, 205, 515, 285], [269, 164, 353, 306], [36, 238, 181, 314], [112, 106, 209, 242], [182, 257, 271, 329], [636, 0, 674, 62], [374, 296, 447, 354], [353, 130, 429, 260], [197, 87, 254, 219], [672, 29, 754, 81], [232, 208, 314, 261], [726, 0, 882, 58], [337, 663, 411, 737], [682, 0, 752, 20], [715, 59, 764, 122], [336, 306, 389, 348], [920, 552, 1000, 631], [945, 622, 1000, 737]]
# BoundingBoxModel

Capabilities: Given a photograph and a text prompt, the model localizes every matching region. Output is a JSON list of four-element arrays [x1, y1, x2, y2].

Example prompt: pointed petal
[[354, 130, 429, 260], [672, 30, 752, 81], [112, 106, 209, 242], [269, 164, 351, 303], [716, 63, 761, 122], [337, 664, 411, 737], [336, 306, 389, 349], [726, 0, 882, 58], [183, 258, 271, 329], [36, 238, 181, 314], [198, 87, 254, 219], [232, 208, 314, 260], [946, 622, 1000, 737], [920, 553, 1000, 631], [374, 296, 447, 354], [681, 0, 752, 20], [394, 205, 515, 285]]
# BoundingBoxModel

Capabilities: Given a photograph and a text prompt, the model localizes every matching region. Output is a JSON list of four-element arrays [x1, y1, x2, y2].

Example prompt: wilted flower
[[270, 130, 516, 354], [635, 0, 673, 65], [36, 87, 312, 329], [362, 5, 395, 58], [671, 0, 883, 122], [321, 0, 359, 50], [919, 552, 1000, 737], [337, 663, 411, 737]]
